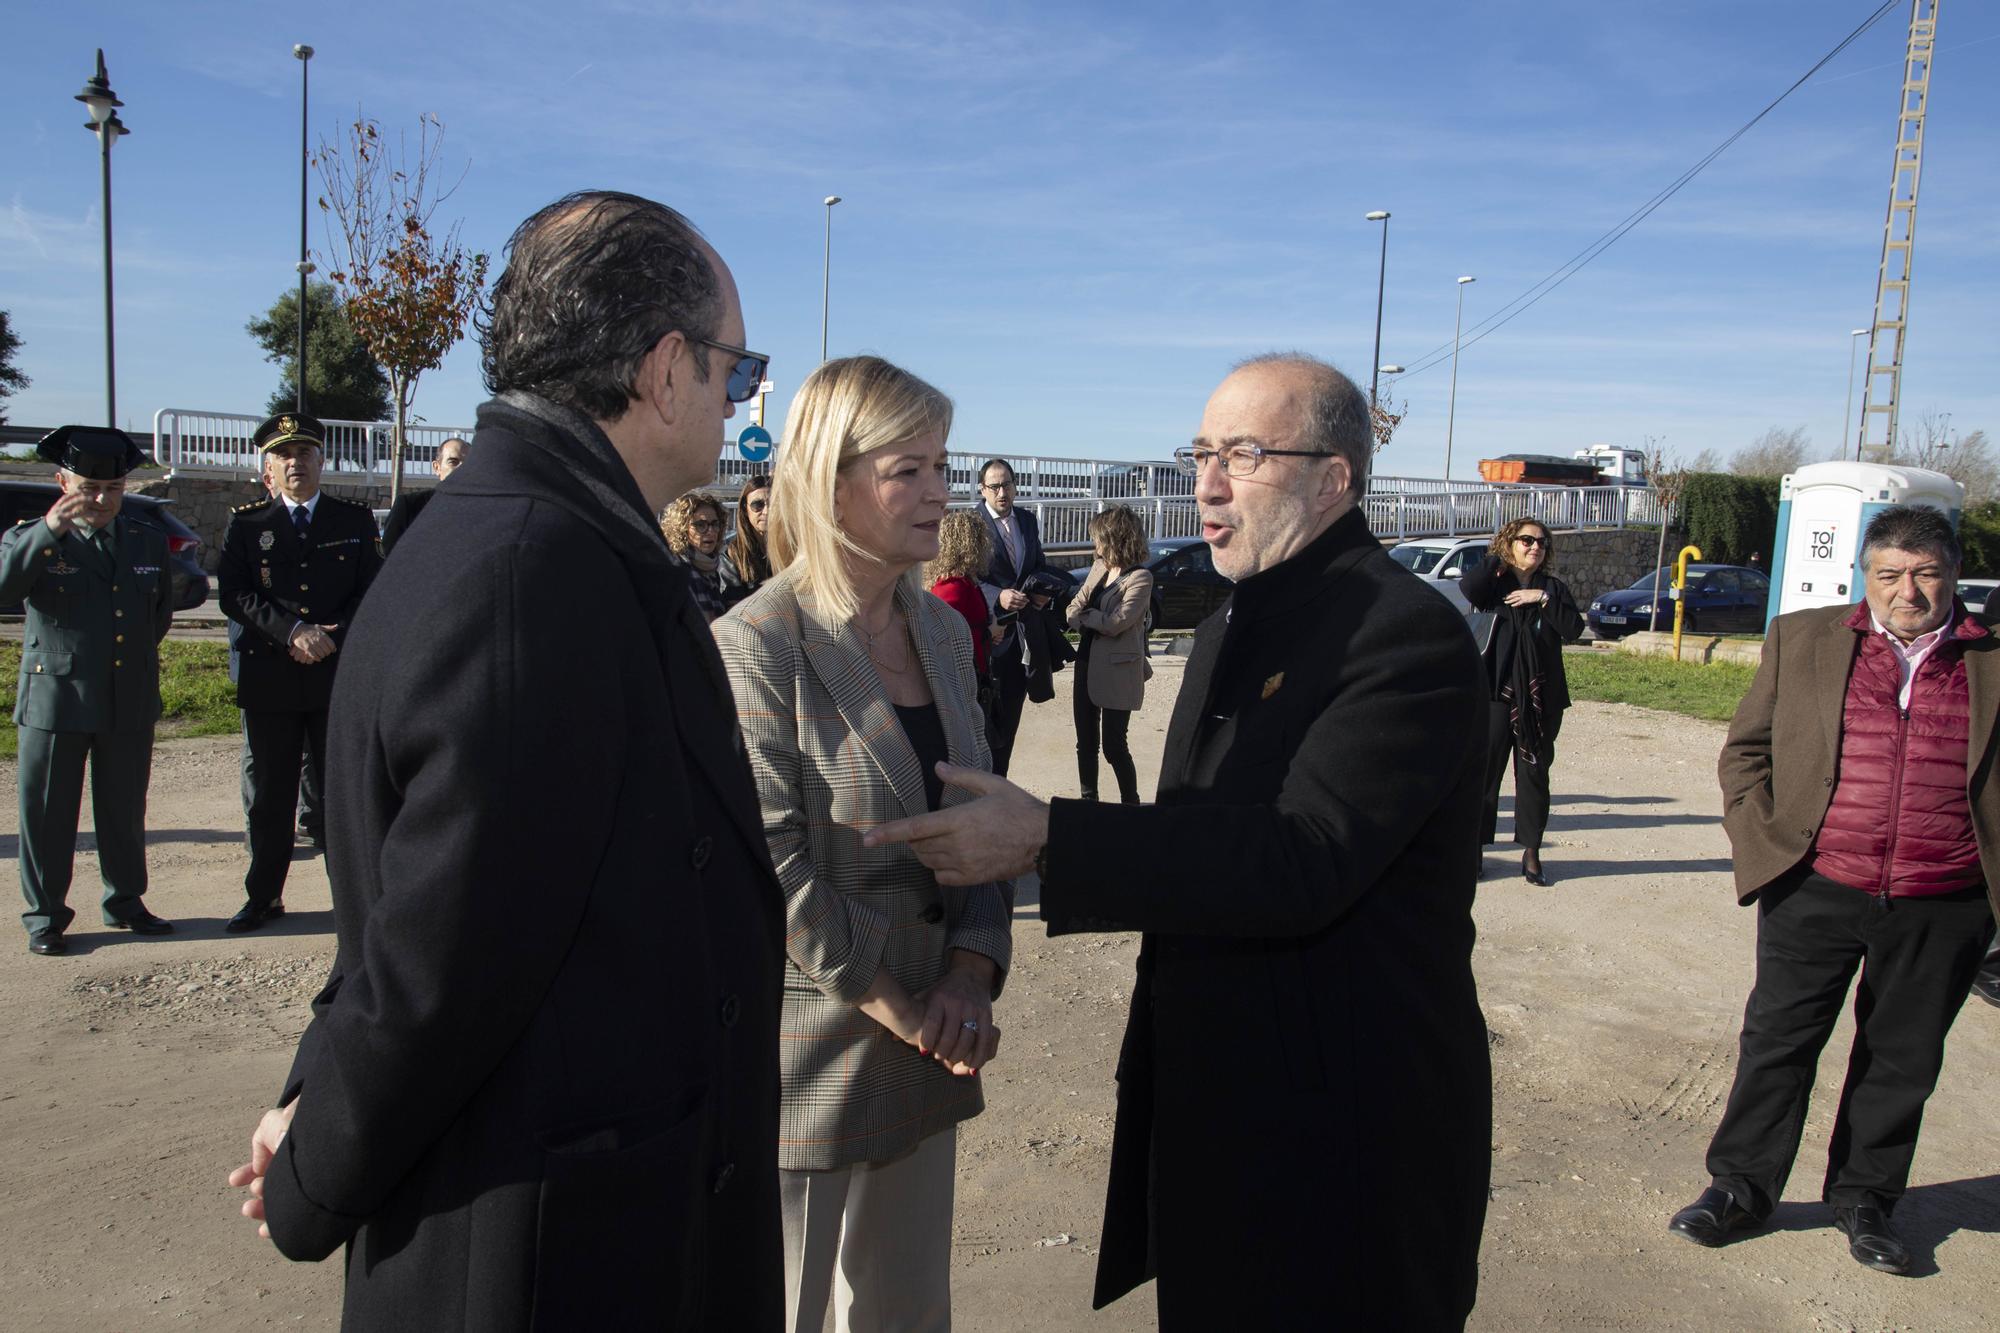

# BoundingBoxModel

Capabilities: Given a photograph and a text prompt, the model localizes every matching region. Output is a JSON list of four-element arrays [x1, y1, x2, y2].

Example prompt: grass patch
[[1565, 649, 1757, 723], [0, 639, 239, 758]]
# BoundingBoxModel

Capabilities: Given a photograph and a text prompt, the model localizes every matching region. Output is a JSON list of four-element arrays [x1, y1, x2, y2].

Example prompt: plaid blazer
[[715, 567, 1014, 1171]]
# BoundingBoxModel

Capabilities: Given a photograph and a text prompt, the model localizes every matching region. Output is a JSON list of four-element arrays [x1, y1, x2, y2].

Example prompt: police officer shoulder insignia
[[259, 530, 276, 551], [234, 500, 265, 513]]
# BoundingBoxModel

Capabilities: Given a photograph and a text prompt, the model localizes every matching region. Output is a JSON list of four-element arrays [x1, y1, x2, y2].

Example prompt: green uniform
[[0, 515, 173, 934]]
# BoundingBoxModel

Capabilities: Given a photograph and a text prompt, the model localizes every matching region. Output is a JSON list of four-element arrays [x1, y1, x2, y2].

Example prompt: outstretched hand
[[864, 764, 1048, 886]]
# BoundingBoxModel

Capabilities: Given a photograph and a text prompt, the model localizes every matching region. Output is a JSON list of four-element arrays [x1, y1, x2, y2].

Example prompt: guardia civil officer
[[0, 427, 175, 956], [217, 413, 382, 932]]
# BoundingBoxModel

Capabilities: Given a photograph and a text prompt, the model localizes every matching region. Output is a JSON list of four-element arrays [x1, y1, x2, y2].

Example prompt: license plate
[[1600, 614, 1628, 625]]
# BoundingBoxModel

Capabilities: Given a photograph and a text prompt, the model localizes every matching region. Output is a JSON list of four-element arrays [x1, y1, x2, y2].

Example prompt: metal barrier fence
[[155, 408, 1658, 543]]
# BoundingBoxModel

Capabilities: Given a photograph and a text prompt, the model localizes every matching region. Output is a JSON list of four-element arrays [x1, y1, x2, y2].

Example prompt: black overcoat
[[1042, 508, 1493, 1330], [218, 492, 383, 712], [260, 395, 786, 1330]]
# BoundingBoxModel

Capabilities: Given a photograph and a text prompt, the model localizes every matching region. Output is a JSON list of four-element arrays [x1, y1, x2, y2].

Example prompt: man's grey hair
[[1234, 352, 1372, 499], [1859, 505, 1961, 572]]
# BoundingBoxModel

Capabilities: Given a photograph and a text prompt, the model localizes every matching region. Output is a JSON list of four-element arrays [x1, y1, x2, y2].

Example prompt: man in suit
[[0, 426, 175, 956], [228, 190, 786, 1329], [976, 457, 1050, 775], [379, 434, 467, 554], [1667, 505, 2000, 1275], [216, 413, 383, 932], [870, 354, 1493, 1329]]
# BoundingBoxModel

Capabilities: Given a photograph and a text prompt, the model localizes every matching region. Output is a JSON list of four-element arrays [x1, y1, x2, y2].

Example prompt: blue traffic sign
[[737, 424, 774, 462]]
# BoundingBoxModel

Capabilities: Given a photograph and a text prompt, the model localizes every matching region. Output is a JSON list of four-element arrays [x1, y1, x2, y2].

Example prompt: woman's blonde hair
[[1489, 517, 1555, 571], [768, 355, 954, 621], [1090, 505, 1149, 569], [926, 510, 992, 586], [660, 492, 724, 558]]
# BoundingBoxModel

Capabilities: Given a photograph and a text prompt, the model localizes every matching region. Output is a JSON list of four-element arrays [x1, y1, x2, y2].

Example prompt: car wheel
[[1147, 595, 1161, 635]]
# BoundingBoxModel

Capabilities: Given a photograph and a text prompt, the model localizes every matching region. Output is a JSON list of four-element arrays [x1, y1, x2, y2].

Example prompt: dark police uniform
[[217, 414, 382, 925], [0, 427, 174, 953]]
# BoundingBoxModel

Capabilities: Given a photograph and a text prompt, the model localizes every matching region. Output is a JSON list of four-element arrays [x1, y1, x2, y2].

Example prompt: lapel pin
[[1261, 672, 1285, 700]]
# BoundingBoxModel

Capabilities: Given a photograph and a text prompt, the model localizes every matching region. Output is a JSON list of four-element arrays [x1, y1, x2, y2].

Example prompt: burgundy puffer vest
[[1811, 606, 1987, 896]]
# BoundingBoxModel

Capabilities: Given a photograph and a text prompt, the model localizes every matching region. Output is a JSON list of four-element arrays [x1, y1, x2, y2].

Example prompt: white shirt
[[1869, 610, 1953, 711], [985, 502, 1021, 570], [281, 492, 322, 523]]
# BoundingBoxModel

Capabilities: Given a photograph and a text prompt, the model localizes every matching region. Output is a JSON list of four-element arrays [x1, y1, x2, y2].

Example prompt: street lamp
[[1843, 327, 1868, 461], [1365, 211, 1390, 413], [1444, 275, 1475, 481], [820, 194, 842, 362], [75, 50, 128, 429], [1379, 364, 1405, 375], [294, 45, 315, 414]]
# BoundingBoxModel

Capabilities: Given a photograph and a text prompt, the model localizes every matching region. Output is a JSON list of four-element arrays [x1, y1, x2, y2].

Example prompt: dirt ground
[[1, 655, 1995, 1332]]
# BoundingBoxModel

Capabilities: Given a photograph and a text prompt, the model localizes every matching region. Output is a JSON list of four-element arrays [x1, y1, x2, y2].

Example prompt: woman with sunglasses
[[713, 356, 1010, 1332], [661, 492, 738, 621], [1460, 517, 1582, 885], [723, 473, 774, 598]]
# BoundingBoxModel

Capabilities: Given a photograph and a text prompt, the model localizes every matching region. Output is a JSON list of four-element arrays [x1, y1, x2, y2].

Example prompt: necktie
[[293, 505, 311, 541]]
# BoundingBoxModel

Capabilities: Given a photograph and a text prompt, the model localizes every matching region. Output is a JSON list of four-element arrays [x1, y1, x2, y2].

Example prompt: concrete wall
[[1550, 527, 1686, 607]]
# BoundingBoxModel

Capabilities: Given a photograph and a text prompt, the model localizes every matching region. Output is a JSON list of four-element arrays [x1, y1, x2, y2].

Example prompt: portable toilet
[[1766, 461, 1963, 628]]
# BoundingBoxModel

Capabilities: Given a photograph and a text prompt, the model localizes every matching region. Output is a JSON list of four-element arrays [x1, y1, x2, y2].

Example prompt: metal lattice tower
[[1857, 0, 1940, 462]]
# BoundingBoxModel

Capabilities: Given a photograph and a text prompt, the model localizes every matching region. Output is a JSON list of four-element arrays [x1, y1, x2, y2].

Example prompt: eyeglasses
[[981, 479, 1015, 492], [692, 337, 770, 404], [1514, 534, 1548, 548], [746, 498, 770, 513], [689, 518, 723, 532], [1174, 444, 1333, 478]]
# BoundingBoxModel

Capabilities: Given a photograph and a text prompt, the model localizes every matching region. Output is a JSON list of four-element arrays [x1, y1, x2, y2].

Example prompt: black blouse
[[895, 702, 948, 811]]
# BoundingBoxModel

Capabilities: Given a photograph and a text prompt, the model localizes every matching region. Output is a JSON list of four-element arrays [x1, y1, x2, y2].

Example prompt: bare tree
[[1731, 426, 1811, 478], [1685, 447, 1722, 474], [1890, 410, 1995, 503], [315, 113, 488, 505]]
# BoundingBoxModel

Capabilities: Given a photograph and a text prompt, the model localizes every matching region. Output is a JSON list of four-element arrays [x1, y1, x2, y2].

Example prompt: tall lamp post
[[75, 51, 128, 429], [1365, 211, 1390, 412], [294, 45, 315, 413], [820, 194, 842, 362], [1443, 275, 1476, 481], [1842, 326, 1868, 461]]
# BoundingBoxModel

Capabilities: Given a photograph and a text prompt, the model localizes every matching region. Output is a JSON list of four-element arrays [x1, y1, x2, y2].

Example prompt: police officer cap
[[252, 412, 327, 454], [37, 425, 149, 480]]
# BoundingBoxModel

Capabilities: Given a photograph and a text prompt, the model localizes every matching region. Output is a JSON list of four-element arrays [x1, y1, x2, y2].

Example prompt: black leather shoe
[[106, 909, 175, 935], [27, 929, 67, 956], [296, 827, 325, 849], [1972, 971, 2000, 1009], [1668, 1187, 1760, 1247], [225, 901, 285, 934], [1833, 1205, 1911, 1275], [1522, 852, 1551, 887]]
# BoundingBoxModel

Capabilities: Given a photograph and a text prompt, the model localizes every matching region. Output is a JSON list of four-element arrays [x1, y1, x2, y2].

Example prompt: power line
[[1386, 0, 1902, 384]]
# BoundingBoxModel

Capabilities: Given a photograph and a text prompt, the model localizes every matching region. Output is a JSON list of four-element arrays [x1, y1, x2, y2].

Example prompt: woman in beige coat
[[714, 356, 1011, 1333], [1064, 505, 1154, 803]]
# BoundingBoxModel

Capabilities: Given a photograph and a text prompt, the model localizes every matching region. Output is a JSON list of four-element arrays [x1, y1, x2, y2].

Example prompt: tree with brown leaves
[[314, 113, 487, 505]]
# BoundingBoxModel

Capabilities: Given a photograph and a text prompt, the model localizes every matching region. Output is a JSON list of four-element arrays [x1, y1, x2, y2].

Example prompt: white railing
[[154, 408, 476, 481]]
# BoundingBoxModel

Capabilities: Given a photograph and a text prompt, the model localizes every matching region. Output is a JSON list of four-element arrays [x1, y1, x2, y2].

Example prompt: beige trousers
[[780, 1125, 957, 1333]]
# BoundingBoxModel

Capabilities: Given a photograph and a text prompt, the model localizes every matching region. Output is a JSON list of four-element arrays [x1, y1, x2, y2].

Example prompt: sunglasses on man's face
[[692, 337, 770, 403]]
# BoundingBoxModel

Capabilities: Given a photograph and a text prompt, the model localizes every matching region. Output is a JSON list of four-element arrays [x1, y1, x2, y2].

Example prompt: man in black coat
[[228, 191, 786, 1329], [217, 413, 383, 931], [872, 355, 1492, 1329], [976, 458, 1051, 775], [378, 434, 468, 555]]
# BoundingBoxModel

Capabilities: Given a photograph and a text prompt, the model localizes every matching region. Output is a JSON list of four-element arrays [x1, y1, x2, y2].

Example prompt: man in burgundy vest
[[1668, 506, 1999, 1275]]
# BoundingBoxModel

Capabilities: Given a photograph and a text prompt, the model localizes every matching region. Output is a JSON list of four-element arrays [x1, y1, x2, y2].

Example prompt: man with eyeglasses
[[228, 191, 787, 1329], [976, 457, 1052, 775], [1, 426, 176, 956], [869, 354, 1492, 1329], [379, 435, 469, 555]]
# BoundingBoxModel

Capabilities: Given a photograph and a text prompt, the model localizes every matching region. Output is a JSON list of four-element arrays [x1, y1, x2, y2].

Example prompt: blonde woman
[[1064, 505, 1154, 803], [660, 491, 737, 620], [714, 356, 1011, 1333]]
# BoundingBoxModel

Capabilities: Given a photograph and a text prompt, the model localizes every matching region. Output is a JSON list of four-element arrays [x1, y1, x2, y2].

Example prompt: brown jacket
[[1718, 601, 2000, 916], [1065, 562, 1154, 712]]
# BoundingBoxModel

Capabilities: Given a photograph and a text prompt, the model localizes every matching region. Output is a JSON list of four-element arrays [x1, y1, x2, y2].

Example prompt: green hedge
[[1681, 473, 1780, 566], [1959, 502, 2000, 578]]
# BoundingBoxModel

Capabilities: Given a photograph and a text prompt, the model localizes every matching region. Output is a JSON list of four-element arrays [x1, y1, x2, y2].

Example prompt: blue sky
[[3, 1, 1995, 477]]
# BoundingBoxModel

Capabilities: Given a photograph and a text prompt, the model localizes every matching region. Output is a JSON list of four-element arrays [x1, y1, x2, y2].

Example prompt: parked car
[[1587, 563, 1770, 639], [1145, 537, 1233, 630], [0, 479, 211, 612], [1387, 536, 1479, 614], [1957, 578, 1997, 615]]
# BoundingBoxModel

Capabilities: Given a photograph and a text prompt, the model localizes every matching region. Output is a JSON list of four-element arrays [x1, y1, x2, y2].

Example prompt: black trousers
[[989, 646, 1028, 779], [241, 708, 329, 906], [1706, 872, 1995, 1217], [1071, 653, 1138, 802], [1481, 700, 1560, 850], [239, 717, 324, 840]]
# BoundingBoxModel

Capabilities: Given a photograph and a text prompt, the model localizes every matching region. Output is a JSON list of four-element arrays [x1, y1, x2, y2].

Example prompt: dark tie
[[293, 505, 311, 541]]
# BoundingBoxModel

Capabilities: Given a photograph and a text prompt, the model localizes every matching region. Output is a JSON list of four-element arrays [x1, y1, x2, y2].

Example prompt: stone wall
[[1550, 527, 1686, 607], [127, 475, 412, 574]]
